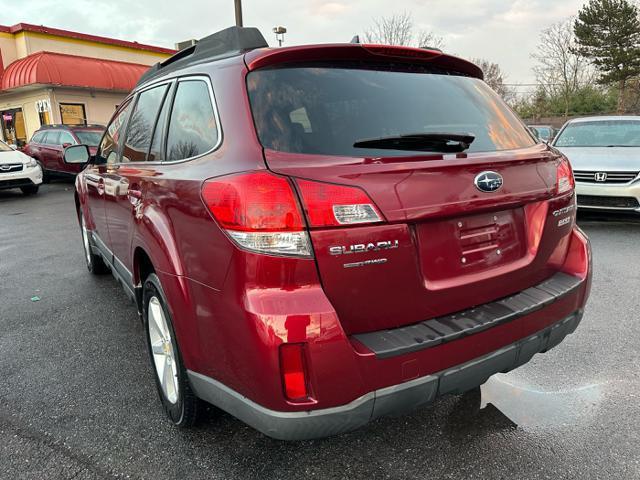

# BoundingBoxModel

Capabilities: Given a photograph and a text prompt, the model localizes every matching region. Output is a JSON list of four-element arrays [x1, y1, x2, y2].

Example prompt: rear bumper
[[188, 310, 583, 441], [184, 225, 591, 440]]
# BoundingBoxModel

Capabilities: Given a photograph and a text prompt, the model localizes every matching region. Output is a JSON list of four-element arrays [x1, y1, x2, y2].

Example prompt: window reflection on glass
[[166, 81, 218, 161], [122, 85, 168, 162], [148, 91, 171, 162], [248, 67, 536, 156], [97, 100, 133, 165]]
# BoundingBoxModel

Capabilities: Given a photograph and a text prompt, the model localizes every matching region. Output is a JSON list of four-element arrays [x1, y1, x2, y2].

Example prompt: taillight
[[280, 343, 309, 401], [296, 179, 383, 227], [201, 171, 312, 257], [557, 156, 575, 194]]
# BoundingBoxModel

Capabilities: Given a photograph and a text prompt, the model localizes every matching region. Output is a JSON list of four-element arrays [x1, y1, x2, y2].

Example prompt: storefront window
[[36, 99, 52, 127], [60, 103, 87, 125], [1, 108, 27, 147], [39, 110, 51, 126]]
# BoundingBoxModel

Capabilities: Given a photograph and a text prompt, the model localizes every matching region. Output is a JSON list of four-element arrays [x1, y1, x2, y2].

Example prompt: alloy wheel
[[147, 296, 179, 404]]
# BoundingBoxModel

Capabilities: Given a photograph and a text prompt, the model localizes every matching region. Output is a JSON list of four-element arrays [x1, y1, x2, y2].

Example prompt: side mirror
[[64, 144, 91, 165]]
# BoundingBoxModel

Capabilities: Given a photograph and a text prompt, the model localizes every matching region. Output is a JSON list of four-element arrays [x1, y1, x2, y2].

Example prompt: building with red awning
[[0, 23, 175, 146]]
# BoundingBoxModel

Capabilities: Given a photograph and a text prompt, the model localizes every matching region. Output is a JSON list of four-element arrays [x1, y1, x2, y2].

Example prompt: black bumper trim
[[0, 178, 36, 190], [354, 272, 584, 359], [188, 311, 583, 440]]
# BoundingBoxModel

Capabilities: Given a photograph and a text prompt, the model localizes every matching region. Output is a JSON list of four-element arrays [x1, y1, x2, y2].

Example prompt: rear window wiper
[[353, 132, 475, 153]]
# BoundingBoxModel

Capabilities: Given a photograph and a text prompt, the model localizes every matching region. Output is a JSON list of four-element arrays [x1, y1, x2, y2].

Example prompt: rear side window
[[75, 130, 103, 147], [31, 131, 44, 143], [97, 100, 133, 164], [58, 131, 76, 146], [43, 131, 60, 145], [247, 66, 535, 156], [166, 80, 218, 161], [122, 84, 169, 162]]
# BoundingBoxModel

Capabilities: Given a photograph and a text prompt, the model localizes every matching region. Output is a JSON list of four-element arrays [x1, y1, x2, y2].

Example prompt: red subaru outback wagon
[[24, 124, 105, 180], [65, 27, 592, 440]]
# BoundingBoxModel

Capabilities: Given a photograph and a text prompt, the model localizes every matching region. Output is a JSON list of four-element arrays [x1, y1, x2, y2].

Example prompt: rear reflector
[[280, 343, 309, 401], [202, 171, 311, 257], [296, 179, 383, 227], [557, 156, 575, 194]]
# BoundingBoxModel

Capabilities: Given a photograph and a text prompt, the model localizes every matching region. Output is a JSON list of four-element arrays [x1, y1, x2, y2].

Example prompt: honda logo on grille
[[594, 172, 607, 182]]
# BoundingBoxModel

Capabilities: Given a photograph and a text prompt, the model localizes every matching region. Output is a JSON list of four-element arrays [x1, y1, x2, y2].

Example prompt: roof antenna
[[350, 35, 360, 44]]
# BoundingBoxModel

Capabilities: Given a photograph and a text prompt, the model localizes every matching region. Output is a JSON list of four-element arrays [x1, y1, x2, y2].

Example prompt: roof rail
[[136, 26, 268, 88], [41, 124, 105, 129]]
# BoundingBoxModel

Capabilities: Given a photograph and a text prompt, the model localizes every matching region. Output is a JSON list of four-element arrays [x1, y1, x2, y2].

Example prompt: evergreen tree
[[573, 0, 640, 113]]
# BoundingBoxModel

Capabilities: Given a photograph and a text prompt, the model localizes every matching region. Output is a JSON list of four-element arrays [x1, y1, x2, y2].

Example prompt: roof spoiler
[[136, 26, 268, 87]]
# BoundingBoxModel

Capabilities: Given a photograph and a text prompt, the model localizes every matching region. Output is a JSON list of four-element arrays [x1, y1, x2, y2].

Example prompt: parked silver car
[[553, 116, 640, 213]]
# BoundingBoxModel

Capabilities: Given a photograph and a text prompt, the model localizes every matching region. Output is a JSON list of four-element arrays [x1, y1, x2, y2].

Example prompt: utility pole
[[234, 0, 243, 27]]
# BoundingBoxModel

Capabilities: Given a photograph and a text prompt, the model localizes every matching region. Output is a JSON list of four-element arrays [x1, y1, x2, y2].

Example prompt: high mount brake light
[[201, 172, 311, 257], [296, 179, 383, 227], [362, 45, 442, 59], [557, 156, 575, 195]]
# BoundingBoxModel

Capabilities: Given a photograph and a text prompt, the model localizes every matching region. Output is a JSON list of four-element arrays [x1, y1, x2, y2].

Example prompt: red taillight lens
[[296, 179, 383, 227], [202, 172, 311, 257], [557, 156, 575, 194], [280, 343, 309, 401], [202, 171, 304, 232]]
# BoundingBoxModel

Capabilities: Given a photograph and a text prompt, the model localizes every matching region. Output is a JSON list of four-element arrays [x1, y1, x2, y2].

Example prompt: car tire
[[143, 273, 199, 428], [20, 185, 39, 195], [79, 209, 109, 274]]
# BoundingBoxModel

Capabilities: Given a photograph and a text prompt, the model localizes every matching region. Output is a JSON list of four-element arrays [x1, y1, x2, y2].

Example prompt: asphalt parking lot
[[1, 182, 639, 480]]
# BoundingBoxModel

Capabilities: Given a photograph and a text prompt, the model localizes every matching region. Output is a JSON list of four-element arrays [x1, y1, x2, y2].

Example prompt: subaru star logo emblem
[[0, 165, 10, 171], [594, 172, 607, 182], [474, 171, 503, 193]]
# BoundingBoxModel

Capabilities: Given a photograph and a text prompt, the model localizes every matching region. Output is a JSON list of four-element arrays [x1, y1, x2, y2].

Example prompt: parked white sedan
[[553, 116, 640, 213], [0, 140, 42, 195]]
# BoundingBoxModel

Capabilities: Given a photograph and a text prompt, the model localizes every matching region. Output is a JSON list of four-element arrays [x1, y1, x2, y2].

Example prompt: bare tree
[[532, 18, 594, 117], [471, 58, 513, 100], [416, 30, 445, 50], [364, 12, 444, 49]]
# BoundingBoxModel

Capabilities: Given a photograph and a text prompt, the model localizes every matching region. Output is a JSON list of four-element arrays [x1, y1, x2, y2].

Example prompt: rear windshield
[[74, 130, 103, 146], [247, 66, 535, 157], [554, 120, 640, 147]]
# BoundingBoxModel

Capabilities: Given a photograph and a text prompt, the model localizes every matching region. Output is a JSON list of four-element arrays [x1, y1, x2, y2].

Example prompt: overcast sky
[[3, 0, 589, 87]]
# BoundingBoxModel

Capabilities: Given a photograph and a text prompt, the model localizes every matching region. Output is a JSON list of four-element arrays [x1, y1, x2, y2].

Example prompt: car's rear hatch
[[245, 45, 575, 335]]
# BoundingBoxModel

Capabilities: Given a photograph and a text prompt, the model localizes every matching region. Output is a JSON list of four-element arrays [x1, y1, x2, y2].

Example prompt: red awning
[[0, 51, 151, 92]]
